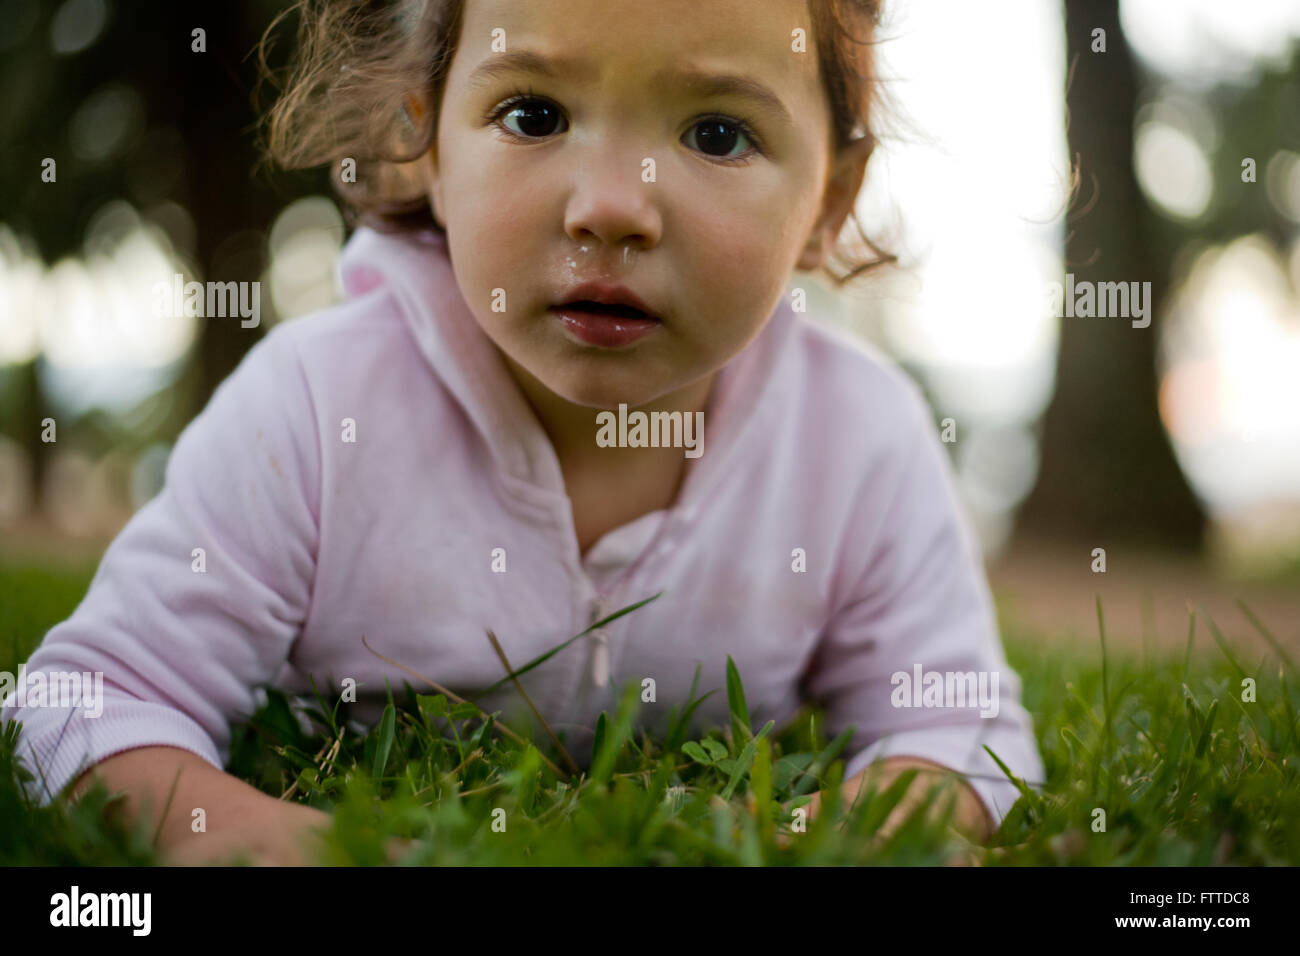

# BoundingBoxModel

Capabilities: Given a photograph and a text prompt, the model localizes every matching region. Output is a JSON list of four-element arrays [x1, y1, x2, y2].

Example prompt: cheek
[[686, 165, 808, 257], [444, 182, 540, 306], [681, 198, 798, 318], [441, 140, 534, 252], [447, 189, 516, 258]]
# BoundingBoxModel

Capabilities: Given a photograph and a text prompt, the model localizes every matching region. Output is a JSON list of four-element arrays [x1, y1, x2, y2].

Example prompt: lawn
[[2, 559, 1297, 865]]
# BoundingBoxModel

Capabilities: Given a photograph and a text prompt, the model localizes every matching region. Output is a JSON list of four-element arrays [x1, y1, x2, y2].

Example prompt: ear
[[405, 92, 446, 229], [796, 134, 875, 273]]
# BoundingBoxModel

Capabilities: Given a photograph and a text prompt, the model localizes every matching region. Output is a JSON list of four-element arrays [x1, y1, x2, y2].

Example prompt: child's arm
[[69, 746, 332, 865], [801, 376, 1045, 839], [2, 325, 321, 824]]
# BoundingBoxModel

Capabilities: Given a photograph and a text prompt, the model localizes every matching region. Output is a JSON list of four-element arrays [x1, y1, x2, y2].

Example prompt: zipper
[[578, 512, 678, 691], [589, 596, 610, 688]]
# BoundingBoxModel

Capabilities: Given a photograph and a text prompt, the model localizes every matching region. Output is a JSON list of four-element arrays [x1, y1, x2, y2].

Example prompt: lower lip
[[550, 307, 662, 348]]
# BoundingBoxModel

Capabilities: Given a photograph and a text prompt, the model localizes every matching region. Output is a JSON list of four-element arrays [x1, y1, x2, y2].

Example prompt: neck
[[499, 353, 718, 468]]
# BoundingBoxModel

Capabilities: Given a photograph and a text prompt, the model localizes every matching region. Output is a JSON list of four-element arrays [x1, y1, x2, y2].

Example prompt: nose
[[563, 149, 663, 251]]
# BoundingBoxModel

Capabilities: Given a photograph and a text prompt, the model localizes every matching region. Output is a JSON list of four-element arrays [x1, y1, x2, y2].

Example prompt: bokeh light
[[49, 0, 108, 56], [1122, 0, 1300, 84], [1134, 117, 1214, 220], [265, 196, 345, 325], [834, 0, 1067, 555], [1158, 234, 1300, 564]]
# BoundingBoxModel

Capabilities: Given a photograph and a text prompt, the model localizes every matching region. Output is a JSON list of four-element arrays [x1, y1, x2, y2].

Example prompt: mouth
[[552, 299, 658, 321], [548, 283, 663, 348]]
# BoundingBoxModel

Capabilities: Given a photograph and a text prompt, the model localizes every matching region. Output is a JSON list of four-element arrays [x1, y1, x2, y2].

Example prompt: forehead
[[454, 0, 823, 107]]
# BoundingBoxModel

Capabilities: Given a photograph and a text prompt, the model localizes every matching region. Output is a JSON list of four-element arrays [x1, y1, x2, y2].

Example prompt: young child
[[5, 0, 1044, 864]]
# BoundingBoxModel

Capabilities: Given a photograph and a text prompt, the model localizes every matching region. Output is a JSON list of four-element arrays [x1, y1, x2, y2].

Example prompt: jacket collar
[[338, 226, 799, 521]]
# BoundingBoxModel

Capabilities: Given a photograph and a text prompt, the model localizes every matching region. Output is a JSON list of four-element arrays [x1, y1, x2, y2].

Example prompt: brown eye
[[498, 97, 567, 138], [683, 117, 758, 161]]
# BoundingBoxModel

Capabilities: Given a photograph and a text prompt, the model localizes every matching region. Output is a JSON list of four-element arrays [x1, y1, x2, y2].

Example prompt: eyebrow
[[465, 50, 794, 127], [465, 50, 597, 88], [657, 66, 794, 127]]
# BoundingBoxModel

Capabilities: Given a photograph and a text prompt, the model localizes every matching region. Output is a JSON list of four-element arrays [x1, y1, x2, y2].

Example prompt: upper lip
[[551, 282, 661, 320]]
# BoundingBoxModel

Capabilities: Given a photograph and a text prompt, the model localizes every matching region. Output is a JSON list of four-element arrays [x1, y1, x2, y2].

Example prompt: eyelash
[[483, 85, 766, 165]]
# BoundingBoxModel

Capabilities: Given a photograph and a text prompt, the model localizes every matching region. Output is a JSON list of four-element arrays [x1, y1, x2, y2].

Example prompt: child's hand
[[166, 807, 428, 866], [776, 757, 993, 864], [68, 746, 338, 867], [161, 799, 333, 866]]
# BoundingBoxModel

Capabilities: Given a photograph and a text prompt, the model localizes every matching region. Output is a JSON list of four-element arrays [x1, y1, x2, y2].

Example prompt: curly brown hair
[[257, 0, 896, 286]]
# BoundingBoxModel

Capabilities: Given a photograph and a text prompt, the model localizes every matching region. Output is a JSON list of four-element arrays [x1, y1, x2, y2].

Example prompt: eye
[[683, 117, 762, 162], [492, 95, 567, 139]]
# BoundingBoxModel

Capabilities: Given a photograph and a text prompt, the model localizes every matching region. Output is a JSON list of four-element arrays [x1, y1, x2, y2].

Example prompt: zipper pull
[[590, 598, 610, 688]]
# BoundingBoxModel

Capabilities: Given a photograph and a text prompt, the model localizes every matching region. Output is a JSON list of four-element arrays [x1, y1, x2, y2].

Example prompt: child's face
[[421, 0, 869, 411]]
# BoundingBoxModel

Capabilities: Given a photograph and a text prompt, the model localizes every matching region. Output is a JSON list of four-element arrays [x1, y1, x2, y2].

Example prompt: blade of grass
[[847, 765, 922, 838], [1193, 698, 1219, 759], [371, 701, 396, 780], [359, 634, 565, 777], [1200, 608, 1247, 677], [788, 725, 855, 798], [471, 593, 665, 698], [591, 712, 607, 765], [589, 682, 641, 785], [1279, 671, 1300, 751], [1181, 604, 1196, 686], [483, 628, 579, 775], [1094, 594, 1112, 800], [751, 736, 774, 853], [1236, 598, 1296, 674], [725, 655, 752, 750], [305, 672, 341, 738], [983, 744, 1043, 816], [666, 662, 719, 752], [720, 719, 775, 800]]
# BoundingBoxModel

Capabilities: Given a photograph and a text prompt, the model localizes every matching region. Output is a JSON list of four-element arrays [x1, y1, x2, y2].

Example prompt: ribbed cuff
[[4, 699, 223, 806]]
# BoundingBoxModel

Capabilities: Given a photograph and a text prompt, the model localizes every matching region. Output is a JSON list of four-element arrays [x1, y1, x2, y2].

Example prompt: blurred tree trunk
[[181, 1, 270, 407], [1013, 0, 1204, 551], [6, 1, 273, 520], [12, 361, 50, 516]]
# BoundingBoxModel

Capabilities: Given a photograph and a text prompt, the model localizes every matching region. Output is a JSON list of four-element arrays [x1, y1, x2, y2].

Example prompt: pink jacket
[[5, 226, 1044, 826]]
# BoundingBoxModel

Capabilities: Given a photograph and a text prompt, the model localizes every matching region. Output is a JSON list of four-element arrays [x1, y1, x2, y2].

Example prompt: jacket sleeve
[[1, 323, 321, 805], [801, 378, 1044, 830]]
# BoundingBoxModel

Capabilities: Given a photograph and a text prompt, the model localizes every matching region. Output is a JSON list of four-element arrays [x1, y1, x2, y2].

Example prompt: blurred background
[[1, 0, 1297, 655]]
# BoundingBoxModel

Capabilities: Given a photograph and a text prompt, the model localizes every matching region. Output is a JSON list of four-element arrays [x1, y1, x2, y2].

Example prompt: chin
[[546, 376, 658, 411]]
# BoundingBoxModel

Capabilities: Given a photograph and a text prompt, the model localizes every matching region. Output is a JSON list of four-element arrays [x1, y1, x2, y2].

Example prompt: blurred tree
[[1014, 0, 1205, 551], [3, 0, 1289, 549], [1194, 48, 1300, 248], [0, 0, 326, 514]]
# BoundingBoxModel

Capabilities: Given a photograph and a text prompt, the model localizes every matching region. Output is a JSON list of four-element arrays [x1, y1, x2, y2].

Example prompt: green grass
[[1, 560, 1298, 865], [0, 559, 100, 677]]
